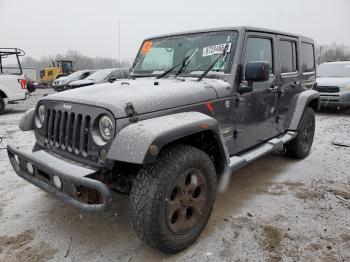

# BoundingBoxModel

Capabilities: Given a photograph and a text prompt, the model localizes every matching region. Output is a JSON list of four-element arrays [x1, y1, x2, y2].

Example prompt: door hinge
[[125, 102, 138, 123]]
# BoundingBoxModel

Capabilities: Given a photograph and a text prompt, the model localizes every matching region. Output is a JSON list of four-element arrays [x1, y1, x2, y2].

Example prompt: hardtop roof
[[145, 26, 314, 44]]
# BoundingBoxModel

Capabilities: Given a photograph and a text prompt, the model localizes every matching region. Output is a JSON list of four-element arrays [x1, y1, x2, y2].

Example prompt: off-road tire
[[286, 107, 315, 159], [130, 144, 217, 254], [0, 96, 5, 114]]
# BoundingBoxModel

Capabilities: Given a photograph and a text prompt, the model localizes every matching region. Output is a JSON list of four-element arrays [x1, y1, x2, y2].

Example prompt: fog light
[[53, 175, 62, 190], [26, 162, 34, 175], [99, 149, 108, 162]]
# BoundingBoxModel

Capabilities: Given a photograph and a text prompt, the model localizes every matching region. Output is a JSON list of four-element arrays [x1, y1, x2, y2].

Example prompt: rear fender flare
[[107, 112, 229, 165], [287, 90, 320, 131]]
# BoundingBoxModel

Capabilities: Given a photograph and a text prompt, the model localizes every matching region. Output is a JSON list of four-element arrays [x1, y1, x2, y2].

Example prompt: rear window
[[301, 43, 315, 72], [279, 40, 298, 73]]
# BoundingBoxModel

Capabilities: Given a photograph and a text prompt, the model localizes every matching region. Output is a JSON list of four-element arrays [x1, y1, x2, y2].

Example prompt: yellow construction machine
[[39, 60, 74, 87]]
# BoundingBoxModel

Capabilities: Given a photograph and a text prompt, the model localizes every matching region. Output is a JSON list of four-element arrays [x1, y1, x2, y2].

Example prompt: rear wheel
[[130, 145, 217, 253], [0, 97, 5, 114], [286, 107, 315, 159]]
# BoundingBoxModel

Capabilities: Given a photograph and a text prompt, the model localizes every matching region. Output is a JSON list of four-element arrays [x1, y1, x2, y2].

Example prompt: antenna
[[118, 20, 121, 68]]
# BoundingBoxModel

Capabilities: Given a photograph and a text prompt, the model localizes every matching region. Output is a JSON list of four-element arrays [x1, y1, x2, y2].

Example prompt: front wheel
[[0, 97, 5, 114], [286, 107, 315, 159], [130, 145, 217, 254]]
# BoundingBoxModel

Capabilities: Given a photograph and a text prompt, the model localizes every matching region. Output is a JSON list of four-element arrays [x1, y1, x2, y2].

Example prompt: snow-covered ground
[[0, 89, 349, 261]]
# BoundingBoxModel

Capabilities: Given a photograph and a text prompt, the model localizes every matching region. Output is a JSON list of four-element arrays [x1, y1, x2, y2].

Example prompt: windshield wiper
[[175, 48, 198, 77], [197, 43, 230, 81], [156, 48, 198, 79]]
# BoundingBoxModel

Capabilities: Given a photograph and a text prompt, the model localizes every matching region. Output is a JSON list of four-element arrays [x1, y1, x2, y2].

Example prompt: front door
[[233, 32, 279, 153], [276, 36, 301, 131]]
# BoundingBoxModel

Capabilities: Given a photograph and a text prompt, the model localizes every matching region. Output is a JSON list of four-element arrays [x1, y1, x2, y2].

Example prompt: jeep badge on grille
[[63, 104, 72, 111]]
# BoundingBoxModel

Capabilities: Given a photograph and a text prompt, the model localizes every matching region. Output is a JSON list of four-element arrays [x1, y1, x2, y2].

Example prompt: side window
[[244, 37, 273, 73], [301, 43, 315, 72], [279, 40, 298, 73], [123, 70, 129, 78], [116, 71, 125, 79]]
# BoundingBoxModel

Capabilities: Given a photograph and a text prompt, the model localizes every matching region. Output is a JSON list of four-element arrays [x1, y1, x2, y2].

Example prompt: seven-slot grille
[[44, 108, 91, 156]]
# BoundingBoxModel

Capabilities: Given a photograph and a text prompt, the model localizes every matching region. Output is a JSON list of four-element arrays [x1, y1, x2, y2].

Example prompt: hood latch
[[125, 102, 138, 123]]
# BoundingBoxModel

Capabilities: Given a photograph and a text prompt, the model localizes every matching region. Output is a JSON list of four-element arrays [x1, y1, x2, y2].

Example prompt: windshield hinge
[[125, 102, 138, 123]]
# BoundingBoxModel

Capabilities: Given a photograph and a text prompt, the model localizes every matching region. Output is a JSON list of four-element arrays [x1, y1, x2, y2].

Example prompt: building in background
[[2, 66, 37, 81]]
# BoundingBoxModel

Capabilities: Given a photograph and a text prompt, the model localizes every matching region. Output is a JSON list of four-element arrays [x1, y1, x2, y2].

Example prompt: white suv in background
[[0, 48, 29, 114], [316, 61, 350, 109]]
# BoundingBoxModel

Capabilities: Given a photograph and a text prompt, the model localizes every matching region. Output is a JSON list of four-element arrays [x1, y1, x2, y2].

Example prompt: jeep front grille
[[45, 109, 91, 156]]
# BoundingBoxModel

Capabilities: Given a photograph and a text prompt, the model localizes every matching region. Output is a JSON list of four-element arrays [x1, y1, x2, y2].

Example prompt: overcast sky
[[1, 0, 349, 61]]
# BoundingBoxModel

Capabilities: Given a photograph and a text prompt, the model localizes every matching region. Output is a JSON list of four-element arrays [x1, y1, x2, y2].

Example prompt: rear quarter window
[[301, 43, 315, 72]]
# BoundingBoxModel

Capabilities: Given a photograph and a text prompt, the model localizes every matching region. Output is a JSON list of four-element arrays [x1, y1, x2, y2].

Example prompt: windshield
[[132, 31, 238, 77], [87, 70, 112, 81], [67, 71, 84, 78], [317, 63, 350, 77]]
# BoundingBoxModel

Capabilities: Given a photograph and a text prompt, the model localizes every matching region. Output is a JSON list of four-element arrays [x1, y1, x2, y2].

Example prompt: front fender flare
[[107, 112, 229, 165], [287, 89, 320, 131], [19, 108, 35, 131]]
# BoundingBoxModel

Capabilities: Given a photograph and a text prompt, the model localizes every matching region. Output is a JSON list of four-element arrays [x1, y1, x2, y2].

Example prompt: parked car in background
[[68, 68, 129, 89], [52, 70, 95, 92], [0, 48, 29, 114], [316, 61, 350, 109]]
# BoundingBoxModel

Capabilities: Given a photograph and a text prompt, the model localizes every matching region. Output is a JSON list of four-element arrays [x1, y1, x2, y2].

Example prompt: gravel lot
[[0, 89, 349, 261]]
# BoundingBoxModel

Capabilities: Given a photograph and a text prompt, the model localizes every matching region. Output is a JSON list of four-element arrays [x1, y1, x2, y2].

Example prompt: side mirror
[[109, 75, 117, 83], [245, 62, 270, 84], [238, 62, 270, 94]]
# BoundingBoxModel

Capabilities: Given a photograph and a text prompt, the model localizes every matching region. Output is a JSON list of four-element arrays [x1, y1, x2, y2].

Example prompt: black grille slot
[[44, 109, 90, 157], [316, 86, 339, 93]]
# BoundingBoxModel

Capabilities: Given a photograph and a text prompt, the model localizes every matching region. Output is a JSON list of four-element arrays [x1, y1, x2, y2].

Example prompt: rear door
[[234, 32, 279, 153], [276, 35, 301, 131]]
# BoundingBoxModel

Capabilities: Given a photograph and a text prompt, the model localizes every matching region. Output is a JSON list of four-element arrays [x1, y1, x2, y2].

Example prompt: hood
[[69, 79, 95, 86], [316, 77, 350, 88], [56, 76, 69, 82], [42, 78, 230, 118], [53, 76, 71, 85]]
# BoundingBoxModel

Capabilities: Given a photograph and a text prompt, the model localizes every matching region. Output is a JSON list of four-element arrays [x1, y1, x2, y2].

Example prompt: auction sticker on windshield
[[202, 43, 231, 57], [141, 41, 153, 54]]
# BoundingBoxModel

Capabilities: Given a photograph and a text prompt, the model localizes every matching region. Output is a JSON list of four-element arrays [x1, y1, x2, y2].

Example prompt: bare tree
[[21, 50, 132, 71], [316, 43, 350, 64]]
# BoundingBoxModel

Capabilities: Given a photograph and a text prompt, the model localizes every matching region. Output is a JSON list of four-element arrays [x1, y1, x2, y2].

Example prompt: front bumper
[[7, 145, 112, 212], [52, 84, 69, 92], [319, 91, 350, 108]]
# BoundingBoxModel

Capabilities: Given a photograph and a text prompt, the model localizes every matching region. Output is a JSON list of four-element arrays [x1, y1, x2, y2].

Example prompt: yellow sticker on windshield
[[141, 41, 153, 54]]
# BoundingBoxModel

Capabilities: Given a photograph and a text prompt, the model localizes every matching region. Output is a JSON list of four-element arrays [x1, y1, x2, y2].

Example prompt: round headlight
[[38, 105, 45, 123], [99, 115, 113, 141]]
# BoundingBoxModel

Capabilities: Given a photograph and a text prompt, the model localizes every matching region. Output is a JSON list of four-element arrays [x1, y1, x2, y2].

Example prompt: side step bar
[[218, 131, 297, 192]]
